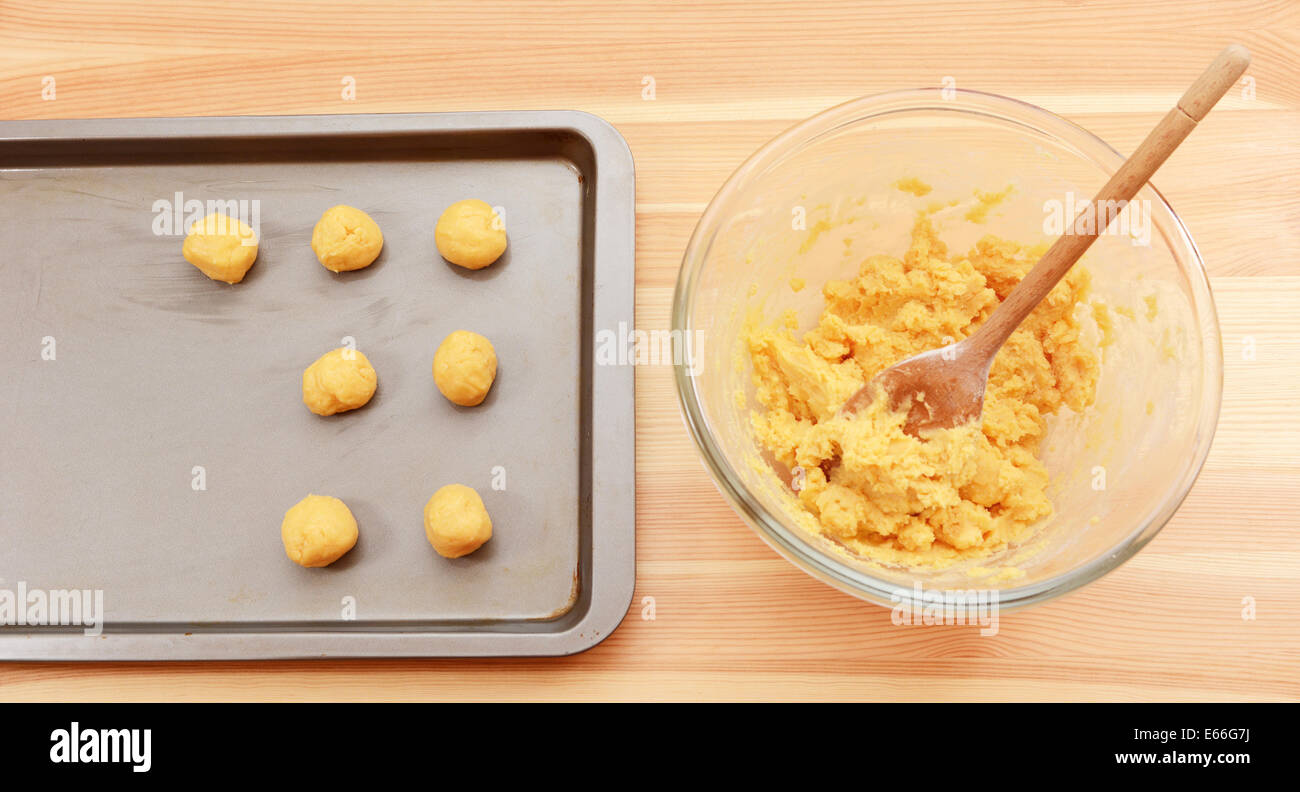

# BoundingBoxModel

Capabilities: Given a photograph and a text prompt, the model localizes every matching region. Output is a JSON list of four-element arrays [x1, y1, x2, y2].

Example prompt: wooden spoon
[[839, 44, 1250, 435]]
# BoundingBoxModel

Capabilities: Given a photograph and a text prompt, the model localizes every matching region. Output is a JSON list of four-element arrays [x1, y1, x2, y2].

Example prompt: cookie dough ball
[[281, 494, 358, 567], [182, 212, 259, 284], [311, 205, 384, 272], [424, 484, 492, 558], [435, 199, 507, 270], [303, 347, 378, 416], [433, 330, 497, 407]]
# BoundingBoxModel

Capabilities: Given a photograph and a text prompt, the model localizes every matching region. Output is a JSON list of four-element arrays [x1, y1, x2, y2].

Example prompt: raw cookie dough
[[182, 212, 259, 284], [302, 347, 378, 416], [433, 330, 497, 407], [281, 494, 358, 567], [311, 205, 384, 272], [435, 199, 507, 270], [424, 484, 492, 558], [746, 210, 1099, 568]]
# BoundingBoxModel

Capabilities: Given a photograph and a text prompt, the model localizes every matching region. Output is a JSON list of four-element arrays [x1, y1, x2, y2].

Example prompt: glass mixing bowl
[[673, 88, 1222, 611]]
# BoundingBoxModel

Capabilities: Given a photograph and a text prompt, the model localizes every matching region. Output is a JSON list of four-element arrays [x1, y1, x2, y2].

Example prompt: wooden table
[[2, 0, 1296, 701]]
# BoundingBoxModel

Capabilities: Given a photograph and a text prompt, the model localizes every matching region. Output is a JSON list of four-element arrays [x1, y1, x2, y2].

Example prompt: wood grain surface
[[1, 0, 1297, 702]]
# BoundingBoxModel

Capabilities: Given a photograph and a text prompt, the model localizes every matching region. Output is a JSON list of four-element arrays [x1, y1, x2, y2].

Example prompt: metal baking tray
[[0, 111, 635, 659]]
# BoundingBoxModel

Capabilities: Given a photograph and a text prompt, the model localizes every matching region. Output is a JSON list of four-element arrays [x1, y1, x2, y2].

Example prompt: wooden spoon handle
[[966, 44, 1251, 361]]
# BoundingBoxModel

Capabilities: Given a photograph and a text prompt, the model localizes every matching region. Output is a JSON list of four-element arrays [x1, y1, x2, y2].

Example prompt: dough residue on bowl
[[745, 207, 1100, 568]]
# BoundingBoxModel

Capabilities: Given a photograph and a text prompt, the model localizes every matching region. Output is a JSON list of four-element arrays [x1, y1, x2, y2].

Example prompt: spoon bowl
[[840, 44, 1249, 435], [840, 338, 990, 434]]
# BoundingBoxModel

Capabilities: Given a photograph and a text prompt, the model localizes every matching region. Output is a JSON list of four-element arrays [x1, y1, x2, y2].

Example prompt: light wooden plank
[[1, 0, 1296, 702]]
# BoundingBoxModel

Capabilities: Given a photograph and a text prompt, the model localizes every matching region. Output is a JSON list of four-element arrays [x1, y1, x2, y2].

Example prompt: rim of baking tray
[[671, 87, 1224, 612]]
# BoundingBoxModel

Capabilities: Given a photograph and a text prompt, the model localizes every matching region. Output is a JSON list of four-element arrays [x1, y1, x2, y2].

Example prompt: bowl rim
[[671, 87, 1224, 612]]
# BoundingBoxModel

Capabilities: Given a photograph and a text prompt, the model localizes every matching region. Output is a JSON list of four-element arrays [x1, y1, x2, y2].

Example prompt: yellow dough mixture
[[746, 210, 1100, 568], [435, 199, 507, 270], [433, 330, 497, 407], [311, 205, 384, 272], [281, 494, 359, 567], [424, 484, 493, 558], [182, 212, 259, 284], [302, 347, 378, 416]]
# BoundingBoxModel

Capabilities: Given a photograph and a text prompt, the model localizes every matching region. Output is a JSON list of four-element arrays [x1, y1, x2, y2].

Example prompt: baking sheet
[[0, 111, 636, 658]]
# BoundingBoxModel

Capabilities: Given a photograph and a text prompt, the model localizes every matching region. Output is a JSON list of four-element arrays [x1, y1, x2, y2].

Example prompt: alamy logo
[[0, 582, 103, 636], [1042, 191, 1151, 247], [594, 321, 705, 375], [49, 722, 151, 773], [151, 191, 261, 245], [891, 582, 1000, 636]]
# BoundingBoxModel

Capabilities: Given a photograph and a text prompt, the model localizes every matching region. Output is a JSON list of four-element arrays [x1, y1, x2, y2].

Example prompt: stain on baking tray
[[534, 566, 582, 621]]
